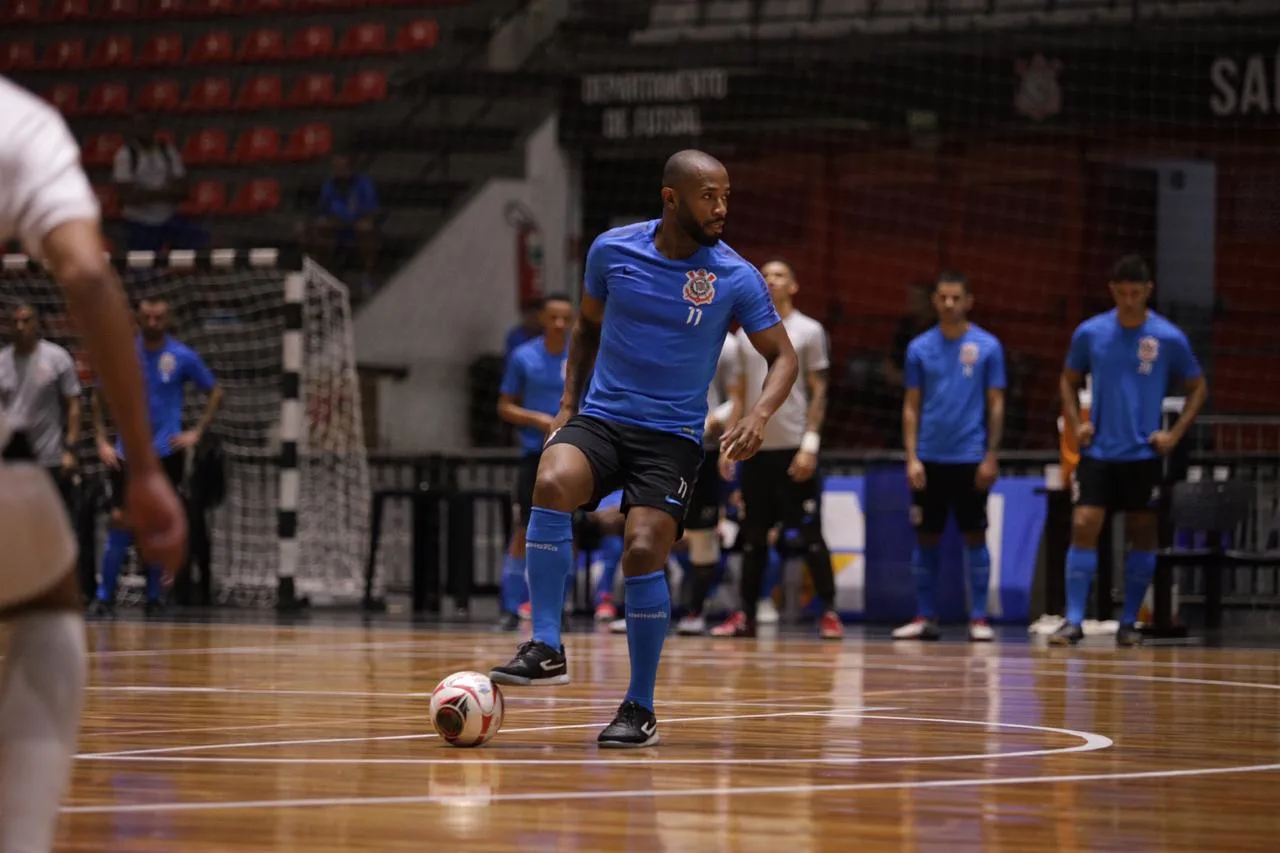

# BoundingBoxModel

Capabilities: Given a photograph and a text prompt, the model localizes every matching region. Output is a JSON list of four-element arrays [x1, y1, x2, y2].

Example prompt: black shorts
[[684, 447, 722, 531], [1073, 456, 1163, 513], [544, 414, 703, 533], [739, 448, 823, 532], [514, 452, 540, 526], [109, 451, 187, 510], [911, 462, 988, 535]]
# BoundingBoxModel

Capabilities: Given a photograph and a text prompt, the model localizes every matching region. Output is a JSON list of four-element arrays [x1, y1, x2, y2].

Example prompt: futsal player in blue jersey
[[91, 298, 222, 616], [494, 294, 573, 631], [488, 150, 799, 748], [894, 272, 1006, 642], [1052, 256, 1208, 647]]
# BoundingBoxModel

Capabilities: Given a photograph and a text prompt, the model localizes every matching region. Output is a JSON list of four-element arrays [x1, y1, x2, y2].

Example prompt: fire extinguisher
[[505, 201, 544, 308]]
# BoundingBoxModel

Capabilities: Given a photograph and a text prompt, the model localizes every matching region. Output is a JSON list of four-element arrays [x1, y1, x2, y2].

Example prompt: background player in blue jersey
[[894, 272, 1005, 642], [488, 149, 799, 748], [494, 294, 573, 631], [1052, 255, 1208, 647], [91, 298, 221, 616]]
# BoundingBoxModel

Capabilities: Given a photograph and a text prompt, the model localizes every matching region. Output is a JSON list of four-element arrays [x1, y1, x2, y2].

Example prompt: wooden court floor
[[44, 619, 1280, 851]]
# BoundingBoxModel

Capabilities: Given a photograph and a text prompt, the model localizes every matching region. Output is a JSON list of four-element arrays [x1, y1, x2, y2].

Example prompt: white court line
[[61, 760, 1280, 815], [78, 707, 901, 759], [85, 686, 842, 705], [81, 714, 1111, 766]]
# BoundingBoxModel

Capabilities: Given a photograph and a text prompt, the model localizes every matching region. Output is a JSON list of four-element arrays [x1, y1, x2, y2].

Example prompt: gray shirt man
[[0, 339, 81, 467], [735, 310, 829, 451]]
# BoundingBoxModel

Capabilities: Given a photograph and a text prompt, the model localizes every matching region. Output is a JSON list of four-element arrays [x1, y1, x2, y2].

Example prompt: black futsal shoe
[[1047, 622, 1085, 646], [493, 612, 520, 632], [597, 700, 660, 749], [489, 640, 570, 686], [1115, 623, 1144, 647]]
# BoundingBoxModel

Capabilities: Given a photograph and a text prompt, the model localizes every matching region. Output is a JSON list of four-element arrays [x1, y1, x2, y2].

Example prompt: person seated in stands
[[113, 113, 205, 253], [305, 153, 381, 283]]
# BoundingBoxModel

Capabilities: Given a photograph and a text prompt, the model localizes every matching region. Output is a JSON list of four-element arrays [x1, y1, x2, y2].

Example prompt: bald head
[[660, 149, 729, 249]]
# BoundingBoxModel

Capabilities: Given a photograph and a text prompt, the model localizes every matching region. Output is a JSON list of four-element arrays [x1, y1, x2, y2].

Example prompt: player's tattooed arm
[[722, 323, 798, 461], [559, 293, 604, 416]]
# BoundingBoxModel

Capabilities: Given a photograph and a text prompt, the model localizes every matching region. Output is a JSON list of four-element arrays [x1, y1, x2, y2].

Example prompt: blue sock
[[499, 555, 528, 614], [623, 570, 671, 711], [1065, 547, 1098, 626], [1122, 550, 1157, 625], [763, 549, 783, 599], [97, 529, 131, 602], [967, 544, 992, 621], [526, 507, 574, 648], [594, 538, 623, 605], [146, 564, 162, 602], [912, 545, 941, 620]]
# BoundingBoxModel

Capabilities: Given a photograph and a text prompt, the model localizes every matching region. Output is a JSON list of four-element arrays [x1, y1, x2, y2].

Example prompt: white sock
[[0, 612, 86, 853]]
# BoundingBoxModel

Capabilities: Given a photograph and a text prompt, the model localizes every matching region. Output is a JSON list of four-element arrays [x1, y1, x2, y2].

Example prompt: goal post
[[0, 248, 371, 609]]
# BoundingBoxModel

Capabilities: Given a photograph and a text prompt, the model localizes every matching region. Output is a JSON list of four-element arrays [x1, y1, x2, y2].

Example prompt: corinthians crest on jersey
[[683, 269, 717, 306]]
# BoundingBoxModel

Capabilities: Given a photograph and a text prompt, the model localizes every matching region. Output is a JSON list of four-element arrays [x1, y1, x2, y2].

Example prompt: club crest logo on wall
[[1014, 54, 1063, 121], [1138, 336, 1159, 375], [683, 269, 717, 306], [960, 342, 980, 377]]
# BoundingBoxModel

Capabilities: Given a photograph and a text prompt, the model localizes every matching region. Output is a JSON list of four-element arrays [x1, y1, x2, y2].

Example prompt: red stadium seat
[[233, 127, 281, 163], [183, 76, 231, 111], [240, 29, 285, 62], [290, 26, 334, 60], [50, 0, 90, 20], [139, 33, 183, 66], [85, 82, 130, 115], [42, 38, 86, 70], [181, 180, 228, 216], [102, 0, 139, 17], [337, 69, 387, 105], [136, 79, 182, 112], [338, 23, 388, 57], [235, 75, 282, 110], [288, 74, 334, 108], [90, 35, 135, 68], [93, 184, 121, 219], [82, 132, 125, 168], [151, 0, 186, 16], [395, 20, 439, 52], [282, 122, 333, 161], [187, 30, 233, 64], [181, 128, 229, 164], [229, 179, 280, 214], [45, 84, 80, 115], [0, 1, 43, 25], [0, 42, 38, 73]]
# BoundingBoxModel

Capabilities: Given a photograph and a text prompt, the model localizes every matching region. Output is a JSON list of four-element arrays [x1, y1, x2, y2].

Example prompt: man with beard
[[91, 298, 222, 616], [488, 149, 799, 748]]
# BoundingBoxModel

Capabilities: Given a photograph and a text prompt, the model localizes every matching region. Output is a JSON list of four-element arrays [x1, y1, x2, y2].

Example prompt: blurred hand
[[1076, 422, 1095, 448], [717, 453, 737, 482], [907, 458, 926, 491], [788, 449, 817, 482], [1149, 430, 1178, 455], [533, 413, 555, 435], [170, 429, 201, 451], [544, 405, 574, 446], [721, 412, 766, 462], [60, 449, 78, 475], [975, 453, 999, 490], [127, 465, 188, 583], [98, 439, 120, 470]]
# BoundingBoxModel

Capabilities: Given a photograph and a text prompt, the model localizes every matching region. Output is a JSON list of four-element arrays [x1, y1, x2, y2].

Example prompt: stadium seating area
[[3, 0, 545, 293]]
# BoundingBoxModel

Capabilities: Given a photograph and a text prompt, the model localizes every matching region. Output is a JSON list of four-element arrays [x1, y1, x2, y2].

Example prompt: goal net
[[0, 250, 371, 608]]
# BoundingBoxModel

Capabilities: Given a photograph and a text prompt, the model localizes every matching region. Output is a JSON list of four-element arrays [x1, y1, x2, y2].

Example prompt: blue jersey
[[505, 324, 537, 357], [500, 336, 567, 455], [115, 336, 216, 460], [906, 324, 1006, 464], [580, 220, 780, 443], [1066, 309, 1201, 462]]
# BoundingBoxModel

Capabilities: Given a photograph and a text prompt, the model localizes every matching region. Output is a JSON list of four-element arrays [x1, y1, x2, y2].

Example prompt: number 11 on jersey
[[686, 307, 703, 326]]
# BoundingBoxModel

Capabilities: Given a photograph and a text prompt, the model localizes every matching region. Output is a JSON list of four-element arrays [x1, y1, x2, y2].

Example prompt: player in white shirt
[[713, 260, 844, 640], [0, 76, 187, 853]]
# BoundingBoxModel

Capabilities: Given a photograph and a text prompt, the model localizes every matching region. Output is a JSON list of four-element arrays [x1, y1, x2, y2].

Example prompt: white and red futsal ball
[[430, 671, 505, 747]]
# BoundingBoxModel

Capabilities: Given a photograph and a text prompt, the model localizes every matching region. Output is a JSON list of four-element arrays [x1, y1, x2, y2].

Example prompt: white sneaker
[[891, 617, 940, 640], [756, 598, 780, 625], [609, 618, 628, 634], [675, 615, 706, 635], [968, 620, 994, 642]]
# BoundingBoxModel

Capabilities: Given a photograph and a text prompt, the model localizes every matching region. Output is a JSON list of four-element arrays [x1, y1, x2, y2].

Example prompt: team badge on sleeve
[[683, 269, 717, 306]]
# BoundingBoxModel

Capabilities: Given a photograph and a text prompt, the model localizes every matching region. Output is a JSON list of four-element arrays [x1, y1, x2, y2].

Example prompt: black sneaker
[[1116, 623, 1144, 647], [597, 700, 659, 749], [488, 640, 570, 687], [86, 599, 114, 619], [493, 612, 520, 632], [1047, 622, 1084, 646]]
